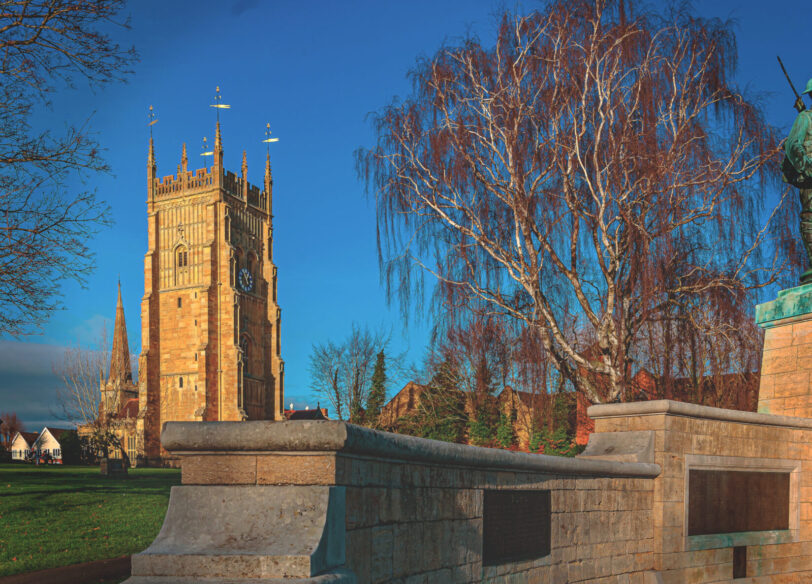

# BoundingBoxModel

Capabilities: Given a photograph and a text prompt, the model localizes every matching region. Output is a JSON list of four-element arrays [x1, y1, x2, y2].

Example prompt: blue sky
[[0, 0, 807, 430]]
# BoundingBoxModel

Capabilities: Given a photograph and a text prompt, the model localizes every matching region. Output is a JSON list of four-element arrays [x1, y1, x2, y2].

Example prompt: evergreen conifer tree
[[366, 350, 387, 428]]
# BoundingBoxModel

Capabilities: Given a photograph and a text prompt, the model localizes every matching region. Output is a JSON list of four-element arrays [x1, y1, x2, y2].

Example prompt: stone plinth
[[756, 283, 812, 417]]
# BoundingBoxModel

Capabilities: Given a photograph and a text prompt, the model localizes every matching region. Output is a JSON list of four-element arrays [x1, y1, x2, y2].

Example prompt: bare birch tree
[[359, 0, 799, 403]]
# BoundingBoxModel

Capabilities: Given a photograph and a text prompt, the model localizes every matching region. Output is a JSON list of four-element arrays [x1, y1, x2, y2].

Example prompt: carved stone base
[[124, 485, 348, 583], [756, 283, 812, 417]]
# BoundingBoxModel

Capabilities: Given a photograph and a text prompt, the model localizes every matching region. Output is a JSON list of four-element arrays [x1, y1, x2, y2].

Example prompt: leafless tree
[[309, 325, 394, 422], [359, 0, 799, 403], [52, 325, 123, 456], [0, 411, 24, 449], [0, 0, 137, 335], [53, 328, 108, 426]]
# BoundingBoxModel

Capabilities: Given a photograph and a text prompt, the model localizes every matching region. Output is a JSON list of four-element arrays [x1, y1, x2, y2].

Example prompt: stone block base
[[756, 284, 812, 417], [124, 485, 346, 583]]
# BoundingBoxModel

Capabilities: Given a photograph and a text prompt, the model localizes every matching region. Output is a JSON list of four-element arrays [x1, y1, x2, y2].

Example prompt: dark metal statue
[[779, 57, 812, 283]]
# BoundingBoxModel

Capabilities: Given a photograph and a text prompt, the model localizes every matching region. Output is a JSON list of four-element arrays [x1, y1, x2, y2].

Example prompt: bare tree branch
[[0, 0, 137, 335]]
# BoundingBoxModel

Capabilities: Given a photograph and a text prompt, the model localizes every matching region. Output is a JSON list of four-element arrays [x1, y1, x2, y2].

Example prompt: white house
[[10, 431, 39, 461], [32, 427, 72, 462]]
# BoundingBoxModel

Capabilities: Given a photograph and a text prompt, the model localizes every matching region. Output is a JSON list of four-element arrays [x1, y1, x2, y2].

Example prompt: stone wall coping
[[161, 420, 660, 478], [587, 399, 812, 429]]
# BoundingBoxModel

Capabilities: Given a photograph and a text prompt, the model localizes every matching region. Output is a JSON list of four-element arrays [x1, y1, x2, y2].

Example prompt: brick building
[[136, 121, 285, 464]]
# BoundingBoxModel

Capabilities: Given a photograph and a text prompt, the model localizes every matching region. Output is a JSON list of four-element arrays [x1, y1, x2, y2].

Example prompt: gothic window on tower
[[176, 245, 188, 268], [179, 376, 183, 388], [175, 243, 189, 286]]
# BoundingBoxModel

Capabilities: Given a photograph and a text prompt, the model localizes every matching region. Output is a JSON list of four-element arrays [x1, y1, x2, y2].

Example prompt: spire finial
[[263, 122, 279, 156], [181, 143, 188, 172], [211, 86, 230, 122], [147, 105, 158, 139], [201, 136, 213, 166], [147, 105, 158, 174], [262, 122, 278, 183], [211, 86, 229, 144], [210, 86, 228, 169], [242, 150, 248, 178]]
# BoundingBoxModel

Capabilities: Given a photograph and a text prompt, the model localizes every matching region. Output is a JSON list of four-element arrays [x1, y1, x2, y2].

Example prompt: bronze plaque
[[688, 470, 790, 536], [483, 490, 551, 566]]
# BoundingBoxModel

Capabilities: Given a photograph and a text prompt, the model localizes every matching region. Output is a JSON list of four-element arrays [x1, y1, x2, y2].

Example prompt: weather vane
[[201, 136, 213, 160], [210, 86, 231, 124], [147, 105, 158, 138], [262, 122, 279, 156]]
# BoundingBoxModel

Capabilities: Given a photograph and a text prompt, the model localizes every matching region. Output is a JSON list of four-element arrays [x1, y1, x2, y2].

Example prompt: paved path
[[0, 555, 130, 584]]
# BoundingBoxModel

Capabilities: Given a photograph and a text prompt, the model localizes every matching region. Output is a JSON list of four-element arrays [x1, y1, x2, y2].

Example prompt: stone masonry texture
[[141, 406, 812, 583]]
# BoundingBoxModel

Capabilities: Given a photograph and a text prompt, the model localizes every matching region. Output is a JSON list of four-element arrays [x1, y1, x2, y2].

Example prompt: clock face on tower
[[238, 268, 254, 292]]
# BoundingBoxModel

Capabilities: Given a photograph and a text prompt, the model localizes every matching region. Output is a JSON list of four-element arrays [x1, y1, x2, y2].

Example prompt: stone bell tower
[[137, 119, 284, 463]]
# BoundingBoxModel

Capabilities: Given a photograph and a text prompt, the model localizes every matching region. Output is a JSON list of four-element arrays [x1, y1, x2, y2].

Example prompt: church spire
[[262, 123, 277, 216], [108, 281, 132, 385]]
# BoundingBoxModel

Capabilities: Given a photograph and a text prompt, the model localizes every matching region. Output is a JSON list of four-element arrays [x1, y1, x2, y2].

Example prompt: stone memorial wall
[[123, 399, 812, 583]]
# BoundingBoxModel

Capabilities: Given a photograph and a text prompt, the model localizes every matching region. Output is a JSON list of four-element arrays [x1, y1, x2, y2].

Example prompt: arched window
[[176, 245, 188, 268], [174, 243, 189, 287], [179, 376, 184, 388]]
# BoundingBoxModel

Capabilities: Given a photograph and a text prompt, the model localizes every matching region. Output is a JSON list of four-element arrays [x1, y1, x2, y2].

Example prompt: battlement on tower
[[152, 166, 267, 210]]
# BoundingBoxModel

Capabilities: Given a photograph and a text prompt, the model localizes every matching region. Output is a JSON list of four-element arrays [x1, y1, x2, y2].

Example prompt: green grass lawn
[[0, 462, 180, 577]]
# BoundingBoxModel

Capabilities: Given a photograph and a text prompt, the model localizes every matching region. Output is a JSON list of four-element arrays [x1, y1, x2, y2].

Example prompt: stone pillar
[[756, 283, 812, 417]]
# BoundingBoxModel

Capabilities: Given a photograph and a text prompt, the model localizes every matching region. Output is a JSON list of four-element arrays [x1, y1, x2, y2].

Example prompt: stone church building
[[98, 120, 285, 465]]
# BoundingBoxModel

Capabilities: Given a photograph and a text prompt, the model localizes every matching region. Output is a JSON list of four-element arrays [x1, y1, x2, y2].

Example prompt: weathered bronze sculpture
[[783, 77, 812, 283]]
